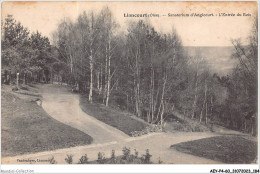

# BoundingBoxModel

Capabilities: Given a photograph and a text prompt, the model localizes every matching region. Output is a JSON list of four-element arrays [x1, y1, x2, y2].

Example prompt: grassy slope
[[79, 94, 148, 136], [79, 91, 210, 135], [164, 113, 211, 132], [2, 86, 93, 157], [171, 135, 257, 164]]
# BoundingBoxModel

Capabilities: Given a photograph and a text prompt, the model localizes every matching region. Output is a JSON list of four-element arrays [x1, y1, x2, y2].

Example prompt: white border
[[1, 164, 260, 174]]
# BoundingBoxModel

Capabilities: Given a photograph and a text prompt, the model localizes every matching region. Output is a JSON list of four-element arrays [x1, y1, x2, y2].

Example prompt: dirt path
[[2, 84, 221, 164], [40, 84, 129, 144]]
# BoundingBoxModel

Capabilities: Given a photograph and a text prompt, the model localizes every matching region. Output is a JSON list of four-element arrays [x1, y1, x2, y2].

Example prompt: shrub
[[78, 154, 88, 164], [97, 152, 106, 164], [134, 149, 138, 158], [49, 156, 57, 164], [110, 150, 117, 164], [65, 154, 73, 164], [71, 148, 157, 164], [122, 147, 131, 160], [20, 86, 28, 90], [130, 125, 163, 137], [12, 87, 18, 91], [142, 149, 152, 164], [111, 150, 115, 159], [158, 157, 163, 164], [193, 124, 205, 132]]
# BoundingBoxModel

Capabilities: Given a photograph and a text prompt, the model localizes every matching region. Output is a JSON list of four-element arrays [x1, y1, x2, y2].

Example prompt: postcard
[[1, 1, 258, 173]]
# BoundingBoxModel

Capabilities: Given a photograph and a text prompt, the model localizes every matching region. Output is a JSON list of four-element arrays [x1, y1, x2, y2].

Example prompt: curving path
[[41, 84, 129, 144]]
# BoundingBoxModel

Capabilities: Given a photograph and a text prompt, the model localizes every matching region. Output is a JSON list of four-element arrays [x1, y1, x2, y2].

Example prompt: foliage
[[65, 154, 73, 164], [78, 154, 89, 164], [122, 147, 131, 160], [110, 150, 117, 164], [158, 158, 163, 164], [141, 149, 152, 164], [97, 152, 106, 164], [134, 149, 138, 158], [2, 9, 257, 136], [130, 125, 162, 137], [2, 15, 54, 84], [47, 148, 158, 164], [49, 156, 57, 164]]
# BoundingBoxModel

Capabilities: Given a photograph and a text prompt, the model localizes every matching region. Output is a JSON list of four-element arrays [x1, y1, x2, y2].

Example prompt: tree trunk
[[97, 70, 100, 92], [4, 70, 7, 84], [160, 70, 167, 125], [103, 47, 108, 104], [205, 101, 208, 124], [51, 68, 53, 84], [105, 39, 111, 107], [150, 39, 155, 123], [99, 63, 103, 95], [89, 13, 95, 104], [208, 95, 213, 124], [154, 78, 160, 122], [23, 73, 26, 85], [147, 111, 150, 123], [126, 94, 129, 111], [149, 67, 155, 123], [134, 48, 141, 117], [200, 81, 207, 123], [192, 70, 198, 119], [160, 100, 165, 126], [244, 119, 247, 131], [210, 95, 213, 117], [251, 117, 255, 136], [135, 78, 141, 117], [89, 50, 93, 103], [16, 73, 19, 89], [70, 55, 73, 76]]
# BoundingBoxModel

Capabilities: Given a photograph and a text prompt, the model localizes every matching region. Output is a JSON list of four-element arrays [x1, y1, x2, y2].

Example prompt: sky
[[1, 1, 257, 46]]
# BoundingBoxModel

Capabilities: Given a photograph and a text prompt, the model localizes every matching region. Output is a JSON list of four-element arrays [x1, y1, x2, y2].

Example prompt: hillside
[[1, 85, 93, 157]]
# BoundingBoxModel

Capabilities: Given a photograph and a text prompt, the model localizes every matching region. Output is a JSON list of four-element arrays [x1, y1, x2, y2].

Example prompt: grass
[[164, 118, 210, 132], [2, 85, 93, 157], [171, 135, 257, 164], [79, 94, 148, 136], [163, 111, 211, 132], [79, 91, 209, 135]]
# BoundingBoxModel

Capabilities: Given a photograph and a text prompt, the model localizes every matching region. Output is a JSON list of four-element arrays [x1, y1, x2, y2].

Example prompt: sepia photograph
[[0, 1, 258, 172]]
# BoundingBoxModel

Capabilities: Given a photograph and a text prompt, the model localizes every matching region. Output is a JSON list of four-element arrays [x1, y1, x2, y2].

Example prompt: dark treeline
[[2, 8, 257, 135], [2, 15, 55, 84]]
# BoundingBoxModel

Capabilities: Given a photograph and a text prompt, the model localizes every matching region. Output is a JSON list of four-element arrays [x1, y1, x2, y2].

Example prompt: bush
[[122, 147, 131, 160], [49, 156, 57, 164], [141, 149, 152, 164], [20, 86, 28, 90], [111, 150, 115, 159], [110, 150, 117, 164], [65, 154, 73, 164], [78, 154, 88, 164], [130, 125, 162, 137], [12, 87, 18, 91], [97, 152, 106, 164], [58, 148, 156, 164], [158, 158, 163, 164], [164, 118, 211, 133], [134, 149, 138, 158]]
